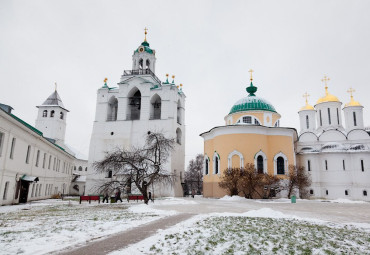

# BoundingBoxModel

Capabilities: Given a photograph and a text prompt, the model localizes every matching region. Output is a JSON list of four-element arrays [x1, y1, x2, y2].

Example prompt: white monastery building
[[296, 77, 370, 201], [86, 32, 186, 197]]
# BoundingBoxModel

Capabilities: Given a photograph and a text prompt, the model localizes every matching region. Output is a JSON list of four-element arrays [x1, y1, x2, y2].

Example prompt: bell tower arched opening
[[127, 89, 141, 120]]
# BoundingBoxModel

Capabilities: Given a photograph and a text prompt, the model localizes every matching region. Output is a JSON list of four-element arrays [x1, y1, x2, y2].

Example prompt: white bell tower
[[35, 85, 69, 143]]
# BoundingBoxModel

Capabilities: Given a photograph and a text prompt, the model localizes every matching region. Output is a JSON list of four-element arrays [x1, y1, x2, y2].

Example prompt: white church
[[85, 31, 186, 197], [297, 77, 370, 201]]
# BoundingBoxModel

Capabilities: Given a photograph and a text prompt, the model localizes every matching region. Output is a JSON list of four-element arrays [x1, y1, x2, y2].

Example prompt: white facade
[[86, 38, 186, 197], [0, 104, 74, 205], [297, 92, 370, 201]]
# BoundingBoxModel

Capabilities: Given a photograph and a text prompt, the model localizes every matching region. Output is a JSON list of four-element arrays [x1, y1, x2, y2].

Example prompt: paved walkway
[[57, 213, 194, 255]]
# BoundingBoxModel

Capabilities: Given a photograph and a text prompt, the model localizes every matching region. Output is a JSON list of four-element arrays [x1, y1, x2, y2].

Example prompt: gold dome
[[316, 75, 340, 104], [316, 85, 340, 104], [300, 92, 315, 111], [344, 88, 362, 107], [300, 103, 315, 111]]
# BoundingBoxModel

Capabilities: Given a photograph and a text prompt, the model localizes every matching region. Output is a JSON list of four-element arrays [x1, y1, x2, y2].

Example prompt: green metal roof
[[10, 113, 43, 136], [229, 81, 277, 114], [135, 41, 154, 54]]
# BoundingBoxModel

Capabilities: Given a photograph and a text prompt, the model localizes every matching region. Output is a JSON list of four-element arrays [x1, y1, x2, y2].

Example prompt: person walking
[[148, 191, 154, 202], [102, 190, 109, 203], [115, 189, 123, 203], [191, 189, 195, 198]]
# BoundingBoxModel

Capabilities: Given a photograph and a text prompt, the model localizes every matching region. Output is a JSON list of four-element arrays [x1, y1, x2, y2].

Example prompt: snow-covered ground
[[1, 196, 370, 255], [0, 198, 177, 255]]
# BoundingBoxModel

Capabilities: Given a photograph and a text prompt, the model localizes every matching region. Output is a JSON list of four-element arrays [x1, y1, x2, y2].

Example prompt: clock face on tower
[[139, 46, 144, 53]]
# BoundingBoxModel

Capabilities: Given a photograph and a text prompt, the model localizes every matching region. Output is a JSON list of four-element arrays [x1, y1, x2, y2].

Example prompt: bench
[[80, 195, 100, 204], [127, 195, 144, 202]]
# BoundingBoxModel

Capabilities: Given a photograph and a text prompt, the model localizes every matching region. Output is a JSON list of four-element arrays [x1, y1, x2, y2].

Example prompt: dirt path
[[57, 213, 194, 255]]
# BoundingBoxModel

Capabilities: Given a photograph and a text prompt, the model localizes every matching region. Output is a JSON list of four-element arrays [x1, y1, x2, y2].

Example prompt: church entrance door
[[19, 181, 30, 203]]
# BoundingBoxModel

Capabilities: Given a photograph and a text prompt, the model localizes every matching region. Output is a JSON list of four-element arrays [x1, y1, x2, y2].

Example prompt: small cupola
[[132, 28, 156, 73]]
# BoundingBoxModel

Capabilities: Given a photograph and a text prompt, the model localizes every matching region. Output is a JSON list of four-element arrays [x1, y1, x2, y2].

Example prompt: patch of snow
[[330, 198, 366, 204], [151, 197, 198, 205], [219, 195, 246, 201]]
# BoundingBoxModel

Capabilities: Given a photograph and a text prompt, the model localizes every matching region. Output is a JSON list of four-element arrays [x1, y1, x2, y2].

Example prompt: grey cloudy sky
[[1, 0, 370, 165]]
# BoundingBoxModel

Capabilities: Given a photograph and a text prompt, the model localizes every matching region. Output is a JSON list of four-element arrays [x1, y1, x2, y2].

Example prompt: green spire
[[246, 81, 257, 96]]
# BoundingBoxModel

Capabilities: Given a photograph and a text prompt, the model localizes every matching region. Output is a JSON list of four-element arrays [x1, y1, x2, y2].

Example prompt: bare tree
[[260, 174, 281, 199], [238, 163, 265, 198], [185, 154, 204, 195], [219, 167, 241, 196], [93, 131, 175, 204], [296, 165, 312, 199], [282, 165, 311, 199]]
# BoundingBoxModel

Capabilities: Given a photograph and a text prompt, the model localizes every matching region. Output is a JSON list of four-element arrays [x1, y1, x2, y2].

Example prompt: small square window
[[363, 190, 368, 196], [309, 189, 314, 195]]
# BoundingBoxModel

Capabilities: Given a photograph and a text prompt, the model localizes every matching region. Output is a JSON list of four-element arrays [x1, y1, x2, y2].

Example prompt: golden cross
[[321, 75, 330, 87], [347, 87, 355, 98], [104, 78, 108, 83], [303, 92, 310, 104], [55, 82, 57, 91], [144, 27, 148, 41], [248, 69, 254, 81]]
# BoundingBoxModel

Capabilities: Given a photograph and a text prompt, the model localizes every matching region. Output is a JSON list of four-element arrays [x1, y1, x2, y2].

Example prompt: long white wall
[[0, 109, 75, 205]]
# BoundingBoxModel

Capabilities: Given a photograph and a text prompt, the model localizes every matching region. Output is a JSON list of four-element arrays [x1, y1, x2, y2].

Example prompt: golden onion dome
[[300, 103, 315, 111], [344, 88, 362, 107], [299, 92, 315, 111], [316, 76, 340, 104], [316, 87, 340, 104]]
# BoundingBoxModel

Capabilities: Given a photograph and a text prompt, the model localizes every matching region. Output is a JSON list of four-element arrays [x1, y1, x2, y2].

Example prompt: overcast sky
[[1, 0, 370, 165]]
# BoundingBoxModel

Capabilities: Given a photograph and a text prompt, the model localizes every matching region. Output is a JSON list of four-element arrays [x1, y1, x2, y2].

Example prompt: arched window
[[50, 110, 55, 117], [78, 166, 82, 171], [353, 112, 357, 126], [128, 89, 141, 120], [213, 153, 220, 174], [146, 59, 150, 69], [150, 94, 161, 120], [60, 112, 64, 120], [306, 115, 309, 129], [85, 167, 87, 171], [215, 157, 219, 174], [328, 108, 331, 125], [254, 151, 266, 174], [319, 110, 322, 126], [74, 166, 76, 170], [139, 59, 143, 69], [42, 110, 47, 117], [227, 150, 244, 168], [205, 158, 209, 175], [177, 100, 182, 124], [363, 190, 368, 196], [176, 128, 182, 144], [277, 157, 285, 175], [257, 155, 264, 174], [107, 96, 118, 121]]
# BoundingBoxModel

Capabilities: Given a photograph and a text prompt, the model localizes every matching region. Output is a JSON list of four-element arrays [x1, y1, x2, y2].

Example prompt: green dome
[[229, 81, 277, 114], [229, 95, 277, 114], [135, 41, 154, 54]]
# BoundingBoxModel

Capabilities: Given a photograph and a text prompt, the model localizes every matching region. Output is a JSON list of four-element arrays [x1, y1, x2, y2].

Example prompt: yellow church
[[200, 71, 297, 198]]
